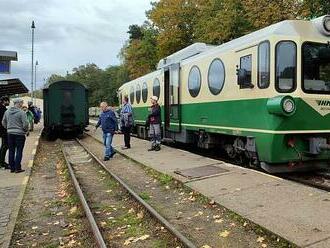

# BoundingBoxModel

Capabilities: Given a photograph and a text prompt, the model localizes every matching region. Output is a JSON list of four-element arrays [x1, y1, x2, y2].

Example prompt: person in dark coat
[[147, 96, 161, 151], [120, 96, 133, 149], [0, 96, 10, 169], [2, 98, 29, 173], [95, 102, 118, 161]]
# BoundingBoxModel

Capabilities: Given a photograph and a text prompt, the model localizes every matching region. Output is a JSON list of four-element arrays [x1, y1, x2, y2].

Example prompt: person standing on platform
[[120, 96, 133, 150], [2, 98, 29, 173], [147, 96, 161, 151], [95, 101, 118, 161], [22, 105, 34, 134], [0, 96, 10, 169]]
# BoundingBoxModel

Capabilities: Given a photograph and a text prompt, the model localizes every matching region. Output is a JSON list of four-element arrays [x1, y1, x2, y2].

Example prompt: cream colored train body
[[118, 15, 330, 173]]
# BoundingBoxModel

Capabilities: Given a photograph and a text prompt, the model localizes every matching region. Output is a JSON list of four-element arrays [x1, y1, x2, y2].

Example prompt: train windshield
[[303, 42, 330, 94]]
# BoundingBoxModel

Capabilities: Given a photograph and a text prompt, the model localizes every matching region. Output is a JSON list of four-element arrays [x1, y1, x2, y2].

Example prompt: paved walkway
[[88, 125, 330, 248], [0, 126, 41, 248]]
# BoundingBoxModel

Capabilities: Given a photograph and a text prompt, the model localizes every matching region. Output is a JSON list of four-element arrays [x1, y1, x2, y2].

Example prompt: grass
[[139, 192, 151, 201]]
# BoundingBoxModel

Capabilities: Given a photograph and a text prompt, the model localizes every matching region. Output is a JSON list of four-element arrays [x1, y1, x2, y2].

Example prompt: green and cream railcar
[[118, 15, 330, 173]]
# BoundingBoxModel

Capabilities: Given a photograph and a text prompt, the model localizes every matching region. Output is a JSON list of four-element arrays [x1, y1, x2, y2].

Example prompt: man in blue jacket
[[95, 102, 118, 161]]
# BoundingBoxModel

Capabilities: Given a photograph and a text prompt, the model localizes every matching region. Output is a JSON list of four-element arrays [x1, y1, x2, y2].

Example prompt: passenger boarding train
[[118, 15, 330, 173]]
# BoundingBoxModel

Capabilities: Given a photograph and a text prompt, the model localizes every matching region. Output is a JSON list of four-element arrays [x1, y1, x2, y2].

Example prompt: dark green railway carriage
[[43, 80, 88, 139]]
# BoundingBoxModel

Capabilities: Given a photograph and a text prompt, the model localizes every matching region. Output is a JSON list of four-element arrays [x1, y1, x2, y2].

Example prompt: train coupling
[[309, 137, 330, 154]]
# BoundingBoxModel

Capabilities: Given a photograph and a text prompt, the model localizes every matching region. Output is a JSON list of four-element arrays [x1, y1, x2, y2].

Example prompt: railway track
[[61, 139, 196, 248], [282, 171, 330, 192], [89, 121, 330, 192]]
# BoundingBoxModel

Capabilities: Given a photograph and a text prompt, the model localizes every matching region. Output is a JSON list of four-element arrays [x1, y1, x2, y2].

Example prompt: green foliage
[[46, 64, 129, 107], [46, 0, 330, 106]]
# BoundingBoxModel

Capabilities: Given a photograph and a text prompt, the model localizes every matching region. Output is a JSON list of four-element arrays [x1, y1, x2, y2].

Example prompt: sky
[[0, 0, 152, 90]]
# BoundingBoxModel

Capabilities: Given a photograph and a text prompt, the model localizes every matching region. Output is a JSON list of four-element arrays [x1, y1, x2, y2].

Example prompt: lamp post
[[31, 20, 35, 102], [34, 60, 38, 105]]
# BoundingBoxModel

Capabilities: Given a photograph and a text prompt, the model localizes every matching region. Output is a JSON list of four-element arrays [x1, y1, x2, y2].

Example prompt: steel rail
[[76, 138, 197, 248], [283, 175, 330, 192], [61, 143, 107, 248]]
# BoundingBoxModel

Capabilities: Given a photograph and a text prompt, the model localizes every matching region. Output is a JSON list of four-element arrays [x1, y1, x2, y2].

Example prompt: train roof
[[181, 18, 330, 65], [119, 16, 330, 89], [43, 80, 87, 90]]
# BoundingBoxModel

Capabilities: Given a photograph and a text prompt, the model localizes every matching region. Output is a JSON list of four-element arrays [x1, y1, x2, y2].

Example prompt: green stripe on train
[[131, 98, 330, 164]]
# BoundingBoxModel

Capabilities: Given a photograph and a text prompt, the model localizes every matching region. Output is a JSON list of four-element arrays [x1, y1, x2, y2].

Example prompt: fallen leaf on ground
[[56, 212, 63, 216], [128, 208, 135, 214], [214, 219, 223, 223], [261, 244, 267, 248], [243, 222, 248, 227], [133, 234, 150, 242], [124, 237, 134, 246], [31, 226, 38, 230], [137, 211, 144, 219], [213, 215, 221, 219], [257, 237, 265, 243], [69, 206, 77, 214], [202, 245, 212, 248], [219, 230, 230, 238]]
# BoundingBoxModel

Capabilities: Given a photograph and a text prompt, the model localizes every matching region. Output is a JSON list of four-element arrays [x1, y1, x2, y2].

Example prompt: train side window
[[237, 55, 254, 89], [136, 84, 141, 104], [275, 41, 296, 93], [153, 78, 160, 99], [142, 82, 148, 103], [258, 41, 270, 89], [208, 59, 225, 95], [130, 86, 134, 104], [188, 66, 201, 97]]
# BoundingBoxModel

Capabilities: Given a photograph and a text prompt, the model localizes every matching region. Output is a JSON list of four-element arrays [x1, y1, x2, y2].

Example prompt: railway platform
[[88, 122, 330, 248], [0, 125, 41, 248]]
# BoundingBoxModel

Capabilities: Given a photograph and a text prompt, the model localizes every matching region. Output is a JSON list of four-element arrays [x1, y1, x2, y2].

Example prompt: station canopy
[[0, 78, 28, 96]]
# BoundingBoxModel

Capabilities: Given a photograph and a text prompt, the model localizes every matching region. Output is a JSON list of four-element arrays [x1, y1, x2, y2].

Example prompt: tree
[[148, 0, 200, 58], [300, 0, 330, 19], [121, 23, 158, 79]]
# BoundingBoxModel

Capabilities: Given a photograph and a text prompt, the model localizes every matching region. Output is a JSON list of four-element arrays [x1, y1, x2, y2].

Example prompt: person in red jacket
[[147, 96, 161, 151]]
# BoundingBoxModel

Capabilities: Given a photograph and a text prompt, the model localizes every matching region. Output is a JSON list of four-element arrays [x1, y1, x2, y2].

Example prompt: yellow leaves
[[257, 237, 265, 243], [202, 245, 212, 248], [137, 211, 144, 219], [219, 230, 230, 238], [124, 234, 150, 245], [69, 206, 78, 215]]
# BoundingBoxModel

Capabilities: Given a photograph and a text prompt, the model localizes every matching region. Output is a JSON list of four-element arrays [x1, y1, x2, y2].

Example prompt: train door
[[164, 63, 181, 134]]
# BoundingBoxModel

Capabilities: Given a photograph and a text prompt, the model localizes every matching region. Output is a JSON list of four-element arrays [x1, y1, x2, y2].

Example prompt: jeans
[[8, 134, 26, 172], [103, 132, 113, 158], [0, 134, 8, 166], [122, 126, 131, 148], [149, 124, 161, 146]]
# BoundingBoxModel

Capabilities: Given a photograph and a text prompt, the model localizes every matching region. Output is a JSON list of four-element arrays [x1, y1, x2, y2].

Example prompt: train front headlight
[[267, 96, 296, 117], [313, 15, 330, 36], [324, 16, 330, 32], [282, 98, 295, 114]]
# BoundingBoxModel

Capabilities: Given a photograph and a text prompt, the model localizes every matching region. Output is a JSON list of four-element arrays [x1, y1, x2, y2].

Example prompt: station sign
[[0, 60, 10, 74]]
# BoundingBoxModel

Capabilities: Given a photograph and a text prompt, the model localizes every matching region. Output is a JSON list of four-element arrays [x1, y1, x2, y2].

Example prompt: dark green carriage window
[[130, 86, 134, 104], [136, 84, 141, 104], [275, 41, 296, 93], [240, 55, 252, 85], [188, 66, 201, 97], [258, 41, 270, 89], [208, 59, 225, 95], [153, 78, 160, 99], [142, 82, 148, 103], [302, 42, 330, 94]]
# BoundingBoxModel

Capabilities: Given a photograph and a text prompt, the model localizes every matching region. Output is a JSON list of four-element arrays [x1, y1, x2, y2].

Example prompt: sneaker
[[110, 151, 117, 158], [154, 145, 161, 151], [121, 146, 130, 150], [103, 157, 110, 161], [148, 147, 155, 151], [10, 170, 15, 173], [15, 169, 25, 173]]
